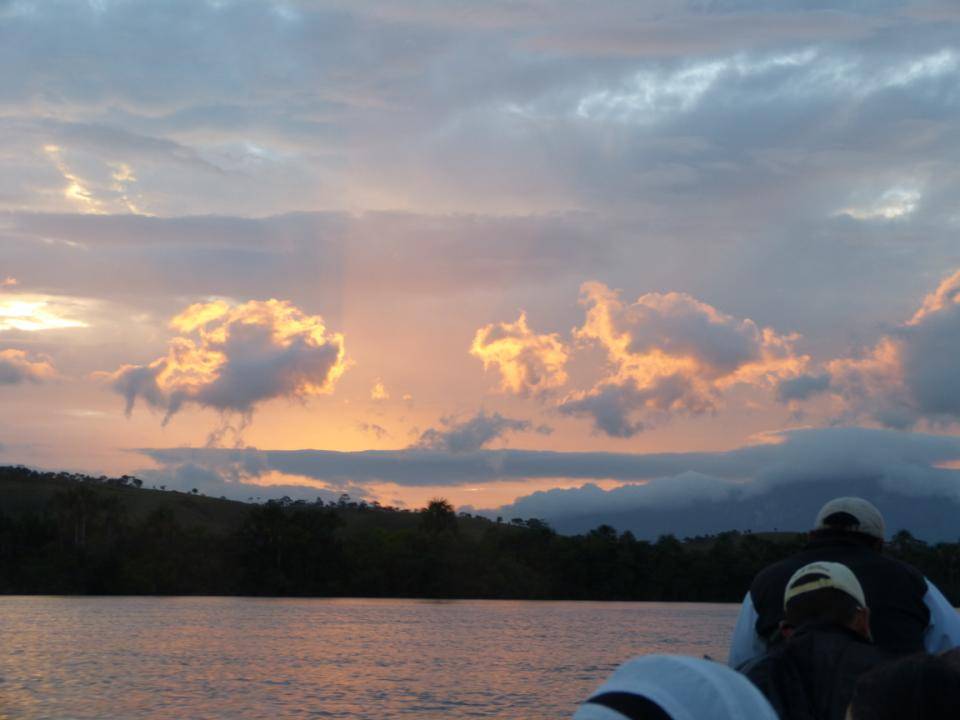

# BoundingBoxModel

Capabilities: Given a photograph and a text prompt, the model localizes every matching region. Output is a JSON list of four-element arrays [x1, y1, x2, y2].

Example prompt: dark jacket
[[741, 622, 896, 720], [749, 536, 930, 655]]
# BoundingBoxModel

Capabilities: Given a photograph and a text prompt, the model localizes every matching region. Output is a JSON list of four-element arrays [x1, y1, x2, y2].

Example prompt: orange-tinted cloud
[[103, 298, 347, 423], [801, 268, 960, 428], [370, 379, 389, 401], [470, 312, 568, 396], [560, 282, 806, 436], [0, 349, 57, 384]]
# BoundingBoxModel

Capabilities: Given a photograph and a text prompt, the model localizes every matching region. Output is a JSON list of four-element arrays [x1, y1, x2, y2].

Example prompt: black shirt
[[741, 622, 897, 720], [749, 536, 929, 655]]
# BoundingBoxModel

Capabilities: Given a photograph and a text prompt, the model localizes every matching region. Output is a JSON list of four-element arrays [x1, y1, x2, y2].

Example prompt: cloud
[[0, 348, 56, 384], [775, 372, 831, 402], [138, 425, 960, 491], [0, 294, 90, 332], [836, 186, 922, 221], [485, 426, 960, 539], [370, 379, 389, 401], [470, 312, 569, 396], [358, 421, 388, 440], [413, 410, 533, 453], [559, 282, 806, 436], [1, 277, 16, 288], [102, 298, 347, 423], [792, 268, 960, 428], [138, 427, 960, 538], [134, 460, 347, 504]]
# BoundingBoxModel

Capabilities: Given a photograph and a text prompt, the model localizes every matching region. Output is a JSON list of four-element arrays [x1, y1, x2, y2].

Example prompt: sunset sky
[[3, 0, 960, 522]]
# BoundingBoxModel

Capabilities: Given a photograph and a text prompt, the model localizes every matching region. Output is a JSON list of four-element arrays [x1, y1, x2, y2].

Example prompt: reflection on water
[[0, 597, 738, 719]]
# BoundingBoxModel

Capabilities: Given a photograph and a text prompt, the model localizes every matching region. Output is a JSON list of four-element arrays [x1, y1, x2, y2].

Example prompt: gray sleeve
[[728, 591, 766, 668], [923, 578, 960, 654]]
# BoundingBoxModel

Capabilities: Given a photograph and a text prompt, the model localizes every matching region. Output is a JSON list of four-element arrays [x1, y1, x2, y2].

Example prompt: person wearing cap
[[728, 497, 960, 669], [574, 654, 779, 720], [740, 561, 897, 720]]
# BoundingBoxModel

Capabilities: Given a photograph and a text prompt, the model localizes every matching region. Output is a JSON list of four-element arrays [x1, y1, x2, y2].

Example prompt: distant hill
[[0, 465, 493, 538]]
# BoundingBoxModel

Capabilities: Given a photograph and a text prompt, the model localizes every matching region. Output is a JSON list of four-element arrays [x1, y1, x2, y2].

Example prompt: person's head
[[780, 561, 871, 640], [811, 497, 885, 550], [846, 652, 960, 720], [573, 655, 779, 720]]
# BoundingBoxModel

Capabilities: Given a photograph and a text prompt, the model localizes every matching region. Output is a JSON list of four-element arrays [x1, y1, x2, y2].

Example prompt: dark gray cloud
[[775, 372, 831, 402], [2, 0, 958, 221], [413, 410, 534, 452], [788, 269, 960, 428], [0, 211, 612, 312], [140, 425, 960, 492]]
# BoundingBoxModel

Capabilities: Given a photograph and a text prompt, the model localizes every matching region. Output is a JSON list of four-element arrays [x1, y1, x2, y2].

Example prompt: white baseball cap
[[573, 655, 779, 720], [813, 497, 885, 540], [784, 561, 867, 609]]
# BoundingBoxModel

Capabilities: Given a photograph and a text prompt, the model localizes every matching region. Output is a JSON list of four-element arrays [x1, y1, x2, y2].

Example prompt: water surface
[[0, 597, 738, 719]]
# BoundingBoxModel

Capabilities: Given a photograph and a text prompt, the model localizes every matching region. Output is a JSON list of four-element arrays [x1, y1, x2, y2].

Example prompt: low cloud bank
[[140, 426, 960, 537]]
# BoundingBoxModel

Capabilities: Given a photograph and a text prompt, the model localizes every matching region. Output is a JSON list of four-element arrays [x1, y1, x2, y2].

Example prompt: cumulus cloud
[[413, 410, 534, 452], [792, 269, 960, 428], [102, 298, 347, 423], [0, 349, 56, 384], [470, 312, 569, 396], [559, 282, 807, 436]]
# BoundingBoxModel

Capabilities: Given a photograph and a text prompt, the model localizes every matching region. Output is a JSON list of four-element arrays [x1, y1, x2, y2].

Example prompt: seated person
[[574, 654, 778, 720], [729, 497, 960, 668], [846, 651, 960, 719], [740, 561, 897, 720]]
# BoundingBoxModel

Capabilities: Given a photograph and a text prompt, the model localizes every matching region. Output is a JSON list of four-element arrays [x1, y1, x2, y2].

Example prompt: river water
[[0, 597, 738, 719]]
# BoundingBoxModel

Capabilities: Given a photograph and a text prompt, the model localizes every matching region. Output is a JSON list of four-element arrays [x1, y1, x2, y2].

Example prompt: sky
[[3, 0, 960, 527]]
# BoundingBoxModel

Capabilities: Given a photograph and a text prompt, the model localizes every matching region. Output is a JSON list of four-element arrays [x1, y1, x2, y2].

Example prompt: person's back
[[743, 622, 896, 720], [741, 561, 897, 720], [749, 533, 928, 655], [728, 497, 960, 668]]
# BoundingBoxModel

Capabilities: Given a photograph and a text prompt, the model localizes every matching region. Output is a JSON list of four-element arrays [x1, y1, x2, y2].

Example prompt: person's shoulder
[[750, 552, 808, 592], [872, 552, 927, 583]]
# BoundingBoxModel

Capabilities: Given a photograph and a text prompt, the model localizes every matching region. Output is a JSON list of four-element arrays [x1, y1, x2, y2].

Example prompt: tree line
[[1, 467, 958, 603]]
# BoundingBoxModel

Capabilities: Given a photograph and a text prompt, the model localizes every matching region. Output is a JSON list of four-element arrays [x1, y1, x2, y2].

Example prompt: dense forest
[[2, 466, 959, 603]]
